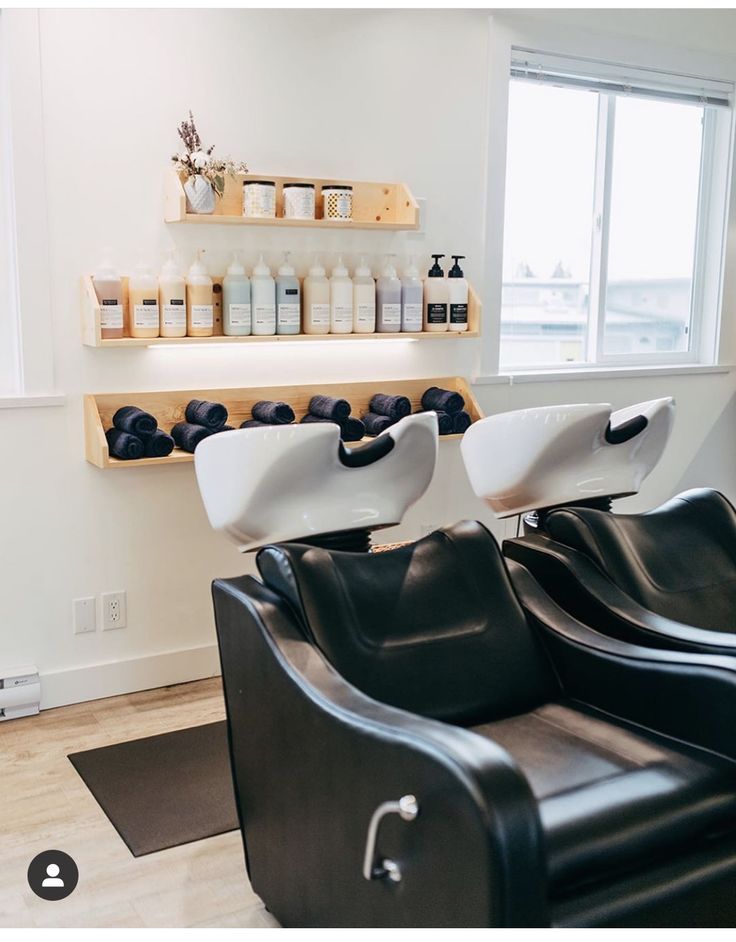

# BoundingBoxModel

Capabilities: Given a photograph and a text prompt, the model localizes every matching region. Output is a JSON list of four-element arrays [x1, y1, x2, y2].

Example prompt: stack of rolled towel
[[420, 386, 472, 435], [299, 395, 366, 442], [171, 399, 234, 453], [361, 393, 412, 437], [239, 400, 296, 429], [106, 406, 175, 460]]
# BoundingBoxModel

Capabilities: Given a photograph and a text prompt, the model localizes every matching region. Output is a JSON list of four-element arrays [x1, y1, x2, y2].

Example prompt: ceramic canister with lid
[[283, 183, 316, 220], [242, 180, 276, 218], [322, 185, 353, 222]]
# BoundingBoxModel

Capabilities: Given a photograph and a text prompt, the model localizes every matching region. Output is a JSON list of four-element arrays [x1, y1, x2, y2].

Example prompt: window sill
[[473, 364, 733, 385], [0, 393, 66, 410]]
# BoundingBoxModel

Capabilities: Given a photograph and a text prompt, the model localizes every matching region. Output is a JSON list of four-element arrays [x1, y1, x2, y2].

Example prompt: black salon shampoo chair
[[505, 487, 736, 655], [213, 520, 736, 928]]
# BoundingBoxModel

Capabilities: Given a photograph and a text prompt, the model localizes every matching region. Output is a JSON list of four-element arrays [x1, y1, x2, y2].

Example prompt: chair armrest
[[508, 560, 736, 761], [213, 575, 548, 928], [504, 534, 736, 654]]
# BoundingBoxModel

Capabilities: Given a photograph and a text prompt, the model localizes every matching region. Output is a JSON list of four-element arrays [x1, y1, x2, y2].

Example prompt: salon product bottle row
[[91, 252, 471, 340]]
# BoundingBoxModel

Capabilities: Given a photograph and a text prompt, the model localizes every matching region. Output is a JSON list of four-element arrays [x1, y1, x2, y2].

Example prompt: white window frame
[[482, 16, 736, 379], [0, 10, 57, 402]]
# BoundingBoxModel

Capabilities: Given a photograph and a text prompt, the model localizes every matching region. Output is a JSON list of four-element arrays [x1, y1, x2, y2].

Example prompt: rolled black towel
[[362, 412, 395, 437], [185, 399, 228, 430], [435, 411, 455, 435], [453, 410, 472, 434], [143, 429, 175, 458], [252, 400, 295, 425], [369, 393, 411, 420], [171, 422, 214, 453], [300, 414, 340, 426], [106, 427, 144, 461], [240, 419, 268, 429], [341, 417, 366, 442], [308, 395, 351, 421], [112, 406, 158, 440], [421, 386, 465, 415]]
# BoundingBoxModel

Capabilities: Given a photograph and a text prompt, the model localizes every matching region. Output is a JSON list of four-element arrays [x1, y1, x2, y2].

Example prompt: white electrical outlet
[[73, 597, 96, 635], [102, 591, 127, 630]]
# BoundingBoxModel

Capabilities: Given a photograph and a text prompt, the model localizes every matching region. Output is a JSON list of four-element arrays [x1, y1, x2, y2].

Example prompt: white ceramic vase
[[184, 175, 216, 214]]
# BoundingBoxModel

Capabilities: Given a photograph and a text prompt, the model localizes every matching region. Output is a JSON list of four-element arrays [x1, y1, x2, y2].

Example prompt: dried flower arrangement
[[171, 111, 248, 198]]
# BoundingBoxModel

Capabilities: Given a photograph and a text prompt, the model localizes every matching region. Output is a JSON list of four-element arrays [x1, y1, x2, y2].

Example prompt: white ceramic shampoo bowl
[[194, 412, 439, 551], [461, 397, 674, 517]]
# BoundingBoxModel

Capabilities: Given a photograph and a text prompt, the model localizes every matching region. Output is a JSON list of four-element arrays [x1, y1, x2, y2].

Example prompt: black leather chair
[[505, 488, 736, 655], [213, 520, 736, 927]]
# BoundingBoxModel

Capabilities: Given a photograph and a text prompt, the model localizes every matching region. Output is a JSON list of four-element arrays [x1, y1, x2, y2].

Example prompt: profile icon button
[[27, 850, 78, 900]]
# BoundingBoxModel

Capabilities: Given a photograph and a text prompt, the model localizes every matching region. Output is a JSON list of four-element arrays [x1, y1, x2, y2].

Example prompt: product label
[[310, 303, 330, 328], [163, 299, 186, 329], [254, 303, 276, 331], [427, 302, 448, 325], [356, 302, 375, 328], [191, 304, 214, 329], [380, 303, 401, 327], [332, 303, 353, 328], [450, 302, 468, 325], [402, 302, 423, 331], [277, 302, 300, 329], [134, 299, 160, 329], [100, 300, 123, 330], [228, 303, 252, 329]]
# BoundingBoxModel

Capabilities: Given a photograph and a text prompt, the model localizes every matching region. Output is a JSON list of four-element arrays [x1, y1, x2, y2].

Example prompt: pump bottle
[[330, 256, 353, 334], [447, 255, 469, 332], [92, 252, 125, 340], [276, 252, 301, 336], [423, 254, 449, 332], [303, 257, 331, 335], [159, 252, 187, 338], [401, 256, 424, 333], [129, 263, 160, 339], [251, 254, 276, 336], [222, 252, 251, 336], [352, 257, 376, 333], [186, 250, 214, 337], [376, 255, 402, 333]]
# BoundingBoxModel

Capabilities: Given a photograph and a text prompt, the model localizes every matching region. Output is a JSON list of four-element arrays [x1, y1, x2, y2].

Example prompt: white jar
[[242, 180, 276, 218], [322, 185, 353, 222], [283, 183, 315, 220]]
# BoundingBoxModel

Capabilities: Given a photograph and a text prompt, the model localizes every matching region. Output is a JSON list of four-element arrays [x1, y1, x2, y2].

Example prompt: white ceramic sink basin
[[194, 412, 438, 550], [461, 397, 674, 517]]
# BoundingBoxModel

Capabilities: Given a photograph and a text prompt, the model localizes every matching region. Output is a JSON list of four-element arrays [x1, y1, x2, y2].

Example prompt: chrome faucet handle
[[362, 794, 419, 883]]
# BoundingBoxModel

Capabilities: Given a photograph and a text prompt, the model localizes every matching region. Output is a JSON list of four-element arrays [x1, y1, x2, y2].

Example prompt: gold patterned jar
[[322, 185, 353, 222]]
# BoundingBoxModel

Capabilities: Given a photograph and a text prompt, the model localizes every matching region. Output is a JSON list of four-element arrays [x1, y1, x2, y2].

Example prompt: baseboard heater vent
[[0, 666, 40, 720]]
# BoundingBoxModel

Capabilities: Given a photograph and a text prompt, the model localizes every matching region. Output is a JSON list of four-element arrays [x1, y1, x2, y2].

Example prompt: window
[[500, 51, 734, 370]]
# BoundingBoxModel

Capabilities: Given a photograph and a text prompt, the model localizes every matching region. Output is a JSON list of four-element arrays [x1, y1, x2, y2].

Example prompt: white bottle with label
[[352, 257, 376, 333], [423, 254, 449, 332], [92, 253, 125, 340], [186, 251, 214, 337], [251, 254, 276, 336], [222, 253, 251, 336], [330, 256, 354, 334], [159, 252, 187, 338], [129, 263, 160, 339], [447, 255, 469, 332], [303, 257, 330, 335], [376, 255, 402, 333], [401, 256, 424, 333], [276, 252, 301, 336]]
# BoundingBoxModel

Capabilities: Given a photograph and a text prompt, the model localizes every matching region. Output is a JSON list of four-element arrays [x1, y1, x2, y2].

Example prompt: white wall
[[1, 9, 735, 708]]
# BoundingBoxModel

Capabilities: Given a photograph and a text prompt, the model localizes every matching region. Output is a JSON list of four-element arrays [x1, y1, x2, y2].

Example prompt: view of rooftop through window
[[501, 76, 705, 367]]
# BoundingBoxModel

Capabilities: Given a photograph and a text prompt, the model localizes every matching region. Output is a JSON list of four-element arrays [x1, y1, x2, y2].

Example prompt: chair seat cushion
[[472, 701, 736, 892]]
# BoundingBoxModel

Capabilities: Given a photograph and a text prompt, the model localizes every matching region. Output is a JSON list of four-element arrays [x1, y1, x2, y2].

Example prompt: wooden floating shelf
[[84, 376, 483, 470], [164, 170, 419, 229], [81, 275, 481, 347]]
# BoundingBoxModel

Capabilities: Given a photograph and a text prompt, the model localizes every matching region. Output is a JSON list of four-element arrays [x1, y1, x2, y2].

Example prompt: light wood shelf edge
[[85, 375, 482, 470]]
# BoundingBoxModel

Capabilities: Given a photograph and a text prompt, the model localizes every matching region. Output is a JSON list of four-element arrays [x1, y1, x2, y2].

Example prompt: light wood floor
[[0, 677, 277, 928]]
